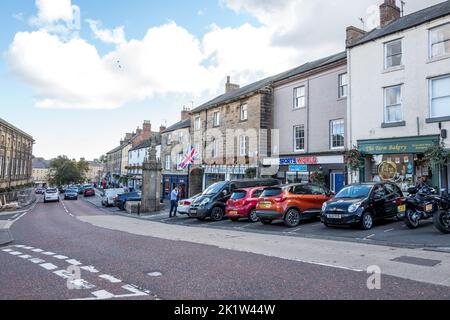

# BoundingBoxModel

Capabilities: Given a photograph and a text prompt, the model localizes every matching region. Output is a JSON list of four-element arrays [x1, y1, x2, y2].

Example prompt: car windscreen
[[231, 191, 247, 200], [203, 182, 227, 195], [66, 189, 76, 193], [335, 185, 372, 199], [46, 189, 57, 193], [261, 188, 283, 197]]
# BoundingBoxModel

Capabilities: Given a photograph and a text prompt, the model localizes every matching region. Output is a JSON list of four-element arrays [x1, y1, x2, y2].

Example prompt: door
[[372, 185, 389, 217], [331, 172, 345, 194], [383, 183, 401, 217]]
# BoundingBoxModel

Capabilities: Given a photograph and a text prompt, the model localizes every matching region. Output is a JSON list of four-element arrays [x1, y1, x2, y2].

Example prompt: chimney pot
[[225, 76, 240, 94], [380, 0, 400, 28]]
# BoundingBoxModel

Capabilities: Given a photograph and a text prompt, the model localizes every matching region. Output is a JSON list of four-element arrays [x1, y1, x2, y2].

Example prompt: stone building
[[0, 118, 34, 191], [32, 157, 50, 187], [87, 160, 104, 184]]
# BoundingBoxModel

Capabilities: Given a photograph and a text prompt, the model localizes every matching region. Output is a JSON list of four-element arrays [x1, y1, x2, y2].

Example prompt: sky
[[0, 0, 444, 160]]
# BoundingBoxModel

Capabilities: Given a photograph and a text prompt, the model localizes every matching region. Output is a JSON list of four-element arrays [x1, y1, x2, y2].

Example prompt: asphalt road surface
[[1, 196, 450, 300]]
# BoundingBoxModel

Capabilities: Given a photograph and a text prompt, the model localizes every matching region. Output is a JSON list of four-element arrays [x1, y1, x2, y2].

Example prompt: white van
[[101, 188, 126, 207]]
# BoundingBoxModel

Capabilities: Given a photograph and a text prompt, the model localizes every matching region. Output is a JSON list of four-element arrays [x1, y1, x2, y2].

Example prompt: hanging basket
[[344, 148, 364, 171], [424, 143, 448, 169]]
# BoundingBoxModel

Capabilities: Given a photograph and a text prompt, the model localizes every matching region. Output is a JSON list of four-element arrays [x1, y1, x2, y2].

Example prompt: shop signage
[[358, 136, 439, 155], [289, 165, 308, 172], [378, 161, 398, 180], [280, 157, 318, 165], [262, 155, 343, 166], [204, 165, 250, 175]]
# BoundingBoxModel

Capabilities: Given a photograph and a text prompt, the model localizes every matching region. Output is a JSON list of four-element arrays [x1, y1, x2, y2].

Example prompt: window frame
[[240, 104, 248, 121], [338, 73, 348, 98], [194, 116, 201, 131], [213, 111, 220, 127], [330, 119, 345, 150], [239, 135, 249, 157], [429, 23, 450, 59], [293, 86, 306, 109], [165, 155, 171, 170], [429, 74, 450, 119], [293, 125, 305, 152], [384, 38, 403, 69], [384, 85, 403, 124]]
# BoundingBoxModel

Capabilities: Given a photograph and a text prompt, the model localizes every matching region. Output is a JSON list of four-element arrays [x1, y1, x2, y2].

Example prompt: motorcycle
[[403, 185, 439, 229], [430, 191, 450, 234]]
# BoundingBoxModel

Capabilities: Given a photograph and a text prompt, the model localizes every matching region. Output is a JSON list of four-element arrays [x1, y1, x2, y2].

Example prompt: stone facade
[[0, 118, 34, 191]]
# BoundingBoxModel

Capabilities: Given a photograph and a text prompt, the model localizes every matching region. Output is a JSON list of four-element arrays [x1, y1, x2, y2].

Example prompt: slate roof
[[129, 133, 162, 152], [191, 51, 347, 113], [349, 1, 450, 48], [32, 157, 50, 169], [162, 119, 191, 133]]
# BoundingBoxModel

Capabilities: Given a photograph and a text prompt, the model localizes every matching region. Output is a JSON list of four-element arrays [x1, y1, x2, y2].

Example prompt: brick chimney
[[181, 106, 190, 121], [225, 76, 240, 94], [380, 0, 400, 28], [160, 125, 167, 133], [142, 120, 151, 132], [346, 26, 367, 47]]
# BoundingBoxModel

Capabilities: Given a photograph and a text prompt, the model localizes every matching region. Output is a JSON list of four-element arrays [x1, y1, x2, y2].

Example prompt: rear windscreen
[[261, 188, 282, 197], [231, 191, 247, 200]]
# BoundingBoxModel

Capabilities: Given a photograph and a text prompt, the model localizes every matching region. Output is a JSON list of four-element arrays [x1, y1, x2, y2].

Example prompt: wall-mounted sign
[[289, 165, 308, 172], [378, 161, 397, 181], [280, 157, 318, 165], [359, 136, 439, 155]]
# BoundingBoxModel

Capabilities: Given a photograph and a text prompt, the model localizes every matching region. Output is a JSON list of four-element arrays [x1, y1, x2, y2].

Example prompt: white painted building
[[127, 140, 161, 191], [347, 0, 450, 190]]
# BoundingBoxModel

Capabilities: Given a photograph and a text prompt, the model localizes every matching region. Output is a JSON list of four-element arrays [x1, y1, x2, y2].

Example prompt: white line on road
[[9, 251, 23, 256], [365, 234, 376, 239], [81, 266, 99, 273], [54, 270, 72, 279], [66, 259, 82, 266], [54, 255, 68, 260], [70, 279, 96, 290], [2, 249, 13, 252], [19, 255, 32, 259], [92, 290, 115, 299], [99, 274, 122, 283], [384, 228, 395, 233], [23, 246, 34, 250], [32, 249, 44, 253], [39, 263, 58, 271], [29, 258, 45, 264], [42, 252, 56, 256], [15, 245, 26, 248], [11, 214, 20, 219]]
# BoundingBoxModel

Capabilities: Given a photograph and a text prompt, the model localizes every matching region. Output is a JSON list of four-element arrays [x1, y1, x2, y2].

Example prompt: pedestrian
[[169, 187, 179, 218]]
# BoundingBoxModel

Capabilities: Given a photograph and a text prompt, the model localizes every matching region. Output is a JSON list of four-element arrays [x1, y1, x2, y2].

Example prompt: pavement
[[0, 199, 37, 246]]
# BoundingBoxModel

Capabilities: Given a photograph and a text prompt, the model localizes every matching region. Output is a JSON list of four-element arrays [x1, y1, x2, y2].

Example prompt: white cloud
[[86, 19, 126, 45]]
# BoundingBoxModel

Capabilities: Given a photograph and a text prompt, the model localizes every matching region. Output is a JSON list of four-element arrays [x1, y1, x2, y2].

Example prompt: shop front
[[357, 135, 440, 191], [162, 174, 189, 201], [203, 165, 253, 189]]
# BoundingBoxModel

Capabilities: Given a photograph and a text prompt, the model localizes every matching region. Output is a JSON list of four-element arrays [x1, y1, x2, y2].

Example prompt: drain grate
[[391, 256, 441, 267]]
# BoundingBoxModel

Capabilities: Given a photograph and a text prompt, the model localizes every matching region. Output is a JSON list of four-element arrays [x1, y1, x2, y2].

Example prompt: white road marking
[[81, 266, 99, 273], [30, 258, 45, 264], [11, 214, 20, 219], [9, 251, 23, 256], [54, 255, 68, 260], [69, 213, 74, 217], [70, 279, 96, 290], [91, 290, 115, 299], [114, 284, 148, 298], [19, 255, 32, 259], [298, 260, 364, 272], [99, 274, 122, 283], [23, 246, 34, 250], [66, 259, 82, 266], [147, 272, 162, 277], [15, 245, 26, 248], [54, 270, 72, 279], [2, 249, 13, 252], [43, 252, 56, 256], [32, 249, 44, 253], [365, 234, 376, 239], [40, 263, 58, 271], [384, 228, 395, 233]]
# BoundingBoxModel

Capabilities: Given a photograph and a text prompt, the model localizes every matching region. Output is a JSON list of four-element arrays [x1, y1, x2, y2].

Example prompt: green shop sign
[[358, 135, 440, 155]]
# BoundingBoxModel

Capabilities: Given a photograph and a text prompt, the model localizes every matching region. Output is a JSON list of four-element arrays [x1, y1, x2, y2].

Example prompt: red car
[[226, 187, 265, 222], [84, 188, 95, 197]]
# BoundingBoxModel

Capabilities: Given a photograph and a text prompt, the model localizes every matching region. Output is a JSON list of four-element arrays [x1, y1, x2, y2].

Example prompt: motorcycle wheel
[[405, 209, 420, 229], [433, 211, 450, 234]]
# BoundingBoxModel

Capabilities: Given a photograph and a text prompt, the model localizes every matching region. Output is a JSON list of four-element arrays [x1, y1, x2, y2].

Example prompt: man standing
[[169, 186, 179, 218]]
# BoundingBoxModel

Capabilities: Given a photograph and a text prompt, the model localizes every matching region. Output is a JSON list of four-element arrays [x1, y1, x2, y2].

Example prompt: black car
[[114, 192, 142, 210], [321, 182, 404, 230], [64, 188, 79, 200], [189, 179, 280, 222]]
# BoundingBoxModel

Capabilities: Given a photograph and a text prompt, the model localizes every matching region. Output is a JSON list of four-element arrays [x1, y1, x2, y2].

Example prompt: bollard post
[[137, 203, 141, 216]]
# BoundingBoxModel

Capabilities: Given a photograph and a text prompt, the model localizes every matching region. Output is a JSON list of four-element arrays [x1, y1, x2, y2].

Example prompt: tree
[[48, 156, 89, 186], [99, 154, 107, 164]]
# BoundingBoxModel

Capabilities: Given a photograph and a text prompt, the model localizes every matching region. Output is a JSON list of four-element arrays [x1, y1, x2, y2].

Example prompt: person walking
[[169, 187, 179, 218]]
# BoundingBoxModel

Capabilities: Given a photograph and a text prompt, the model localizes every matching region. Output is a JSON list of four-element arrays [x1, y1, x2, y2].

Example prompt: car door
[[291, 184, 316, 215], [383, 183, 401, 217], [372, 185, 389, 217], [309, 184, 331, 209]]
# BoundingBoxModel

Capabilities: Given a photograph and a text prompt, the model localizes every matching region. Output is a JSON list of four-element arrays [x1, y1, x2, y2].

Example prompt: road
[[1, 196, 450, 300]]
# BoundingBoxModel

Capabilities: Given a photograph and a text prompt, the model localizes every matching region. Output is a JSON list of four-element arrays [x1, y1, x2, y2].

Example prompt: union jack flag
[[180, 145, 198, 169]]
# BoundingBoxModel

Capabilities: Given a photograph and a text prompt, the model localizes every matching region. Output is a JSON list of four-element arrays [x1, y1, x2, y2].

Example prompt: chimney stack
[[380, 0, 400, 28], [225, 76, 240, 94], [181, 106, 190, 121], [143, 120, 151, 133], [346, 26, 367, 47], [160, 125, 167, 133]]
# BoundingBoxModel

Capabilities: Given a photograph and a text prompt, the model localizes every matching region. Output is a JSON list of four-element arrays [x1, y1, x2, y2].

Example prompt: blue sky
[[0, 0, 441, 160]]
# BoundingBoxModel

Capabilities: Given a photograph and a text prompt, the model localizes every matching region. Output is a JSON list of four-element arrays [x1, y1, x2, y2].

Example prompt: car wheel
[[211, 207, 225, 221], [248, 209, 259, 223], [260, 219, 272, 225], [405, 208, 420, 229], [360, 212, 374, 230], [433, 210, 450, 234], [284, 208, 301, 228]]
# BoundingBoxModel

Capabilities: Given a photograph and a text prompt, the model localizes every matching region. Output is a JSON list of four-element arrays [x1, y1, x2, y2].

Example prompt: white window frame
[[294, 86, 306, 109], [429, 23, 450, 59], [194, 116, 201, 130], [167, 134, 172, 146], [240, 104, 248, 121], [213, 111, 220, 127], [384, 39, 403, 69], [338, 73, 348, 98], [330, 119, 345, 150], [211, 138, 219, 158], [177, 152, 184, 171], [429, 74, 450, 119], [384, 85, 403, 124], [239, 135, 249, 157], [293, 125, 305, 152], [165, 155, 171, 170]]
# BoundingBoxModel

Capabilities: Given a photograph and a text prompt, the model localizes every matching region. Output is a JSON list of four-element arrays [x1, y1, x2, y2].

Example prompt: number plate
[[259, 202, 271, 208], [327, 214, 342, 219], [190, 209, 197, 214], [397, 205, 406, 213], [426, 204, 433, 212], [228, 211, 238, 215]]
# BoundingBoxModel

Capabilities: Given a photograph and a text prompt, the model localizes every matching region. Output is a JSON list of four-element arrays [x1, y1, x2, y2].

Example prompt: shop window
[[430, 23, 450, 58], [384, 85, 403, 123], [430, 75, 450, 118]]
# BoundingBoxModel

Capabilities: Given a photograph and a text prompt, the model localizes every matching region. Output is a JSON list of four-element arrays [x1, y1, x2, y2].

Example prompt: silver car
[[44, 188, 60, 203], [178, 194, 202, 215]]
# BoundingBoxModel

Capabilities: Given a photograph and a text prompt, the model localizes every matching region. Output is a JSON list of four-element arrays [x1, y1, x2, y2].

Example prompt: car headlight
[[321, 202, 327, 212], [200, 198, 210, 207], [348, 203, 361, 213]]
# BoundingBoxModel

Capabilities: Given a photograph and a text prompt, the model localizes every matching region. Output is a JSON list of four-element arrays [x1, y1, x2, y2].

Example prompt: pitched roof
[[106, 144, 125, 154], [191, 51, 347, 113], [129, 132, 162, 152], [32, 157, 50, 169], [163, 119, 191, 133], [349, 1, 450, 48]]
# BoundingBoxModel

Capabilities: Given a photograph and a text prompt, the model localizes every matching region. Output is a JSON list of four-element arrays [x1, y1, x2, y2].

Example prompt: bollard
[[137, 203, 141, 216]]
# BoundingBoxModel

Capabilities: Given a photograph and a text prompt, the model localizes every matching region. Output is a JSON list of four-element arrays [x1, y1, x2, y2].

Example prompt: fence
[[0, 188, 36, 211]]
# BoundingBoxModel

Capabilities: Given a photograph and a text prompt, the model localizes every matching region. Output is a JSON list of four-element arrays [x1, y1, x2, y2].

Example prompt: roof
[[163, 119, 191, 133], [129, 133, 162, 152], [349, 1, 450, 48], [0, 118, 34, 141], [191, 51, 347, 113], [32, 158, 50, 169], [106, 144, 125, 155]]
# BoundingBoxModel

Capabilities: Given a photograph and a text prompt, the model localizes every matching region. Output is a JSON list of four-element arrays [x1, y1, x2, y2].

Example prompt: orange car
[[255, 183, 334, 227]]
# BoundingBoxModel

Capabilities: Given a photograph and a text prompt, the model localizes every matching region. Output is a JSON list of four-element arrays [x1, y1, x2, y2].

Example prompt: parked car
[[35, 187, 45, 194], [44, 188, 60, 203], [114, 192, 142, 210], [58, 186, 67, 194], [226, 187, 265, 222], [84, 188, 96, 197], [255, 183, 333, 227], [189, 179, 280, 222], [64, 188, 79, 200], [178, 193, 202, 215], [101, 188, 126, 207], [78, 184, 93, 195], [320, 182, 404, 230]]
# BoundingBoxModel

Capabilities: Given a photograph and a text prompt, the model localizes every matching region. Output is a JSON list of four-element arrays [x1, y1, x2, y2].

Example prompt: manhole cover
[[147, 272, 163, 277], [391, 256, 441, 267]]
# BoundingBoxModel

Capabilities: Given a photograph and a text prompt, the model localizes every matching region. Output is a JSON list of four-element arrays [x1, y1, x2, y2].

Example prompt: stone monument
[[141, 135, 162, 213]]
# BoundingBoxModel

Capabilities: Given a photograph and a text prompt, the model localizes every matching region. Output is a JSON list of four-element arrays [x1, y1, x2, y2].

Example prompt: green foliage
[[48, 156, 89, 186], [345, 148, 364, 171], [424, 143, 448, 169], [99, 155, 107, 164], [245, 168, 257, 179]]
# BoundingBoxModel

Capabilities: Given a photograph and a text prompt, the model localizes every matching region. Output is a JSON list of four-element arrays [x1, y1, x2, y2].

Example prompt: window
[[195, 116, 201, 130], [178, 131, 184, 143], [294, 86, 306, 109], [430, 75, 450, 118], [240, 104, 248, 121], [213, 112, 220, 127], [167, 134, 172, 145], [239, 135, 249, 156], [292, 185, 311, 195], [430, 23, 450, 58], [385, 39, 402, 68], [177, 152, 184, 170], [211, 138, 219, 158], [293, 125, 305, 152], [330, 119, 345, 149], [384, 85, 403, 123], [338, 73, 348, 98], [165, 155, 171, 170]]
